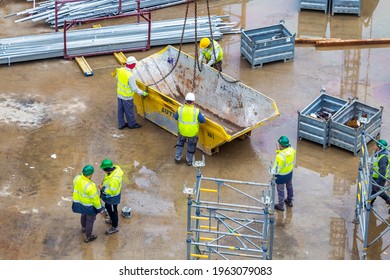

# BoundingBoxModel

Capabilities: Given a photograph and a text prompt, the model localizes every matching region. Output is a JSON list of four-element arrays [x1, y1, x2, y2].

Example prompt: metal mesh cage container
[[299, 0, 329, 13], [329, 100, 383, 155], [240, 20, 295, 68], [332, 0, 362, 16], [298, 90, 349, 148]]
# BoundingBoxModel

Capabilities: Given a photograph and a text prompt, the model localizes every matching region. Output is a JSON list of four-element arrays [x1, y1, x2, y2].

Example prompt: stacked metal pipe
[[14, 0, 194, 27], [0, 16, 236, 65]]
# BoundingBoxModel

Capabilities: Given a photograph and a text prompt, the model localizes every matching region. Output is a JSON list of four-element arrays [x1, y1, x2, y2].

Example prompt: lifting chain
[[145, 0, 191, 90], [146, 0, 240, 92]]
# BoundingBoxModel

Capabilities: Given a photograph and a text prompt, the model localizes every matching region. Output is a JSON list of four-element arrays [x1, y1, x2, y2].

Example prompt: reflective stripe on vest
[[275, 147, 296, 175], [117, 68, 135, 99], [373, 153, 390, 179], [72, 175, 100, 207], [102, 167, 123, 198], [178, 105, 199, 137], [202, 40, 223, 62]]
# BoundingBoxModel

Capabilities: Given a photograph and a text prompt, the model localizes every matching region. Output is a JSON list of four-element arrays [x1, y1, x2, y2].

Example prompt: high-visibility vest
[[202, 40, 223, 63], [101, 165, 123, 204], [178, 105, 200, 137], [274, 147, 296, 175], [373, 153, 390, 179], [72, 174, 102, 215], [116, 68, 135, 99]]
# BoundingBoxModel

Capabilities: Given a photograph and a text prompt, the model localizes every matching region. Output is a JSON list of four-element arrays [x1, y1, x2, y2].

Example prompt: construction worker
[[371, 139, 390, 209], [115, 56, 148, 130], [72, 165, 104, 243], [272, 136, 296, 212], [198, 37, 224, 72], [174, 92, 206, 166], [98, 158, 124, 235]]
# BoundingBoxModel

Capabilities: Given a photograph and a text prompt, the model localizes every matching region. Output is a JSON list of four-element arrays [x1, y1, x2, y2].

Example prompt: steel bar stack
[[13, 0, 194, 27], [0, 16, 235, 65]]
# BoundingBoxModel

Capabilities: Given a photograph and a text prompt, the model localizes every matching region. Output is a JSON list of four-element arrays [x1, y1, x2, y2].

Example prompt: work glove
[[142, 91, 148, 97], [111, 68, 117, 78]]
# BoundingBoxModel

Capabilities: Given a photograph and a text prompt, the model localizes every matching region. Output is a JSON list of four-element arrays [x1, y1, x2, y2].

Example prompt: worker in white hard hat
[[114, 56, 148, 130], [174, 92, 206, 166], [198, 37, 224, 71]]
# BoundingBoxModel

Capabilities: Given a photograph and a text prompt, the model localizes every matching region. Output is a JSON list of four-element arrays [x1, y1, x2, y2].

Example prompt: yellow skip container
[[133, 45, 279, 155]]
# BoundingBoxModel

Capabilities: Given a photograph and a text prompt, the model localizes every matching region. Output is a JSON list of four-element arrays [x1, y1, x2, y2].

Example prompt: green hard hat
[[82, 165, 94, 176], [100, 158, 113, 170], [377, 139, 388, 149], [278, 136, 290, 147]]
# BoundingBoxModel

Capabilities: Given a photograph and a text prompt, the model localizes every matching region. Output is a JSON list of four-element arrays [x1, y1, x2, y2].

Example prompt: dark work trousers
[[105, 204, 119, 228], [175, 134, 198, 164], [118, 98, 137, 128], [276, 179, 294, 209], [212, 61, 222, 72], [371, 179, 390, 205], [81, 214, 96, 238]]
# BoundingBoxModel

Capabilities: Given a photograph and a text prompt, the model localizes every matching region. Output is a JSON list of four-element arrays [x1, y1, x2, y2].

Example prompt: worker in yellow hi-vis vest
[[371, 139, 390, 211], [98, 158, 124, 235], [72, 165, 104, 243], [272, 136, 296, 212], [115, 56, 148, 130], [198, 37, 224, 72], [174, 92, 206, 166]]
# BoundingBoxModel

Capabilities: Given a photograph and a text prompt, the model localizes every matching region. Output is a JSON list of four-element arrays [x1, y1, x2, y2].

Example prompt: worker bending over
[[174, 92, 206, 166], [199, 37, 224, 72]]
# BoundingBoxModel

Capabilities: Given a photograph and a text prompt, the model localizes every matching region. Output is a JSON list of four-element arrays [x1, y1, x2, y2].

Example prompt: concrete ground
[[0, 0, 390, 260]]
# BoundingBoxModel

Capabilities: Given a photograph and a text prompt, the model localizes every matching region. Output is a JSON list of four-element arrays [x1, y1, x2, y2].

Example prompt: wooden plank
[[316, 38, 390, 47], [114, 52, 127, 65], [75, 56, 94, 77]]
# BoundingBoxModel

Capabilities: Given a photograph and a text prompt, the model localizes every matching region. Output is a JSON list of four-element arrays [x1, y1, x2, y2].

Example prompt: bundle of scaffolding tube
[[0, 16, 237, 65], [12, 0, 195, 27]]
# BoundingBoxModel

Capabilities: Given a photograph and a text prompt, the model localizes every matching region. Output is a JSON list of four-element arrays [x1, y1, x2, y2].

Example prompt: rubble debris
[[308, 110, 333, 121]]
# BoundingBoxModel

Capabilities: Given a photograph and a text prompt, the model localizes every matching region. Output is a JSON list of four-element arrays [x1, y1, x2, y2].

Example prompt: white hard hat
[[185, 92, 195, 101], [126, 56, 137, 64]]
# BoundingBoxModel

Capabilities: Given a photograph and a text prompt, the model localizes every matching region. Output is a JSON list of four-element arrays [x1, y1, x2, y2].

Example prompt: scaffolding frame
[[353, 132, 390, 259], [185, 157, 275, 260]]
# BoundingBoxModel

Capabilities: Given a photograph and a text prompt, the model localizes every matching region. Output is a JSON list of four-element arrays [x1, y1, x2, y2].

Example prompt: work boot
[[186, 161, 192, 166], [128, 123, 142, 129], [105, 219, 112, 225], [84, 235, 97, 243], [118, 123, 128, 130], [274, 205, 284, 212], [105, 227, 119, 235], [284, 199, 293, 208]]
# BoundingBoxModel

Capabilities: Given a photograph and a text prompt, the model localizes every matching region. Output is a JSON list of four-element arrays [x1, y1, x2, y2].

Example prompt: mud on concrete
[[0, 0, 390, 260]]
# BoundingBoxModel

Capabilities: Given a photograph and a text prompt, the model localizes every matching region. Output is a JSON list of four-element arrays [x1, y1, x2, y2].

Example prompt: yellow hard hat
[[200, 38, 211, 49]]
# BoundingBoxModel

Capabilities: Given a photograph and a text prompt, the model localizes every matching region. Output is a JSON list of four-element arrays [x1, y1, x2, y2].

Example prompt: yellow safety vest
[[116, 68, 135, 99], [101, 165, 123, 199], [72, 174, 102, 211], [178, 105, 200, 137], [373, 153, 390, 179], [202, 40, 223, 63], [274, 147, 296, 175]]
